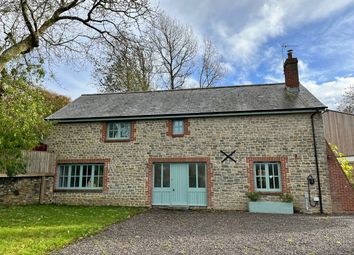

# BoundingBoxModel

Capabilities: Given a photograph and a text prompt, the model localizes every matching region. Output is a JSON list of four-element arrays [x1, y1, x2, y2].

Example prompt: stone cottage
[[46, 52, 332, 213]]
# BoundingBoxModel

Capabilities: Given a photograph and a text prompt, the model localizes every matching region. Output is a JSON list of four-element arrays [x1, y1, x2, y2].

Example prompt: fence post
[[39, 176, 46, 204]]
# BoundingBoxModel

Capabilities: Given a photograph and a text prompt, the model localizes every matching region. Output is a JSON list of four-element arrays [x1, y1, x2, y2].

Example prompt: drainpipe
[[310, 110, 323, 214]]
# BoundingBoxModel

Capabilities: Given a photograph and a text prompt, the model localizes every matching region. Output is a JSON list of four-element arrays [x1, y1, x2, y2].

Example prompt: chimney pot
[[284, 50, 299, 92], [287, 50, 293, 59]]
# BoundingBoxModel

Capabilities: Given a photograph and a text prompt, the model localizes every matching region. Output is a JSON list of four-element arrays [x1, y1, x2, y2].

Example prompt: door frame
[[146, 157, 213, 207]]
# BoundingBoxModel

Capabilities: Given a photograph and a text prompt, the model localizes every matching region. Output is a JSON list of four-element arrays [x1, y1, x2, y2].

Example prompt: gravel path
[[54, 209, 354, 255]]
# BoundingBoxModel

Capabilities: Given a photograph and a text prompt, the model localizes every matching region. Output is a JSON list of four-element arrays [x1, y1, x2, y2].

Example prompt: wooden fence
[[323, 110, 354, 157], [0, 151, 56, 177]]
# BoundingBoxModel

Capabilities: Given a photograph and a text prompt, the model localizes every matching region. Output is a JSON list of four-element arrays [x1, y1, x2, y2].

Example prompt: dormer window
[[172, 120, 184, 135]]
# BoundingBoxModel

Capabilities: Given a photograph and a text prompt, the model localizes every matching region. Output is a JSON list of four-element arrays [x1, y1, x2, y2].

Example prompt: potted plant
[[246, 192, 294, 214]]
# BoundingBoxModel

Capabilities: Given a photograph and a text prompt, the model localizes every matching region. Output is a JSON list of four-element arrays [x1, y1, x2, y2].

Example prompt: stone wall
[[0, 177, 54, 205], [46, 113, 332, 213]]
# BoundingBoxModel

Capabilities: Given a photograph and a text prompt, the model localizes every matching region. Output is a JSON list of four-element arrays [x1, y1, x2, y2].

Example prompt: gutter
[[311, 109, 324, 214], [47, 108, 327, 123]]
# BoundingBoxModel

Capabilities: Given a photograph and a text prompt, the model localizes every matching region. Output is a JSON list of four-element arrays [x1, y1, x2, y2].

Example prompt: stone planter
[[248, 201, 294, 214]]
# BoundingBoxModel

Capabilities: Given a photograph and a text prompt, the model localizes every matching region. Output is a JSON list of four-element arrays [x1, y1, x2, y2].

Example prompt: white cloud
[[302, 76, 354, 110], [158, 0, 354, 65], [225, 1, 285, 63], [183, 77, 200, 89], [44, 64, 97, 100], [42, 0, 354, 110]]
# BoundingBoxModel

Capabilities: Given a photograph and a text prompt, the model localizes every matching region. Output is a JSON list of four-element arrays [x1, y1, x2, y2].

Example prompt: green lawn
[[0, 205, 146, 255]]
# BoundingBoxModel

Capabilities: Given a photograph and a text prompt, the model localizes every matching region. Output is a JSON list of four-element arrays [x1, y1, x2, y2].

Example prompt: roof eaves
[[47, 107, 327, 123]]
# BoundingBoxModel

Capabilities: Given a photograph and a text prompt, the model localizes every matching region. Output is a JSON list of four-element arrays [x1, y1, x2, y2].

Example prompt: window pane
[[197, 163, 206, 188], [113, 123, 120, 130], [107, 122, 131, 139], [269, 164, 274, 189], [58, 166, 64, 187], [274, 177, 280, 189], [98, 176, 103, 187], [261, 177, 266, 189], [99, 165, 104, 175], [261, 164, 265, 175], [154, 164, 161, 188], [82, 165, 87, 187], [119, 122, 130, 138], [189, 163, 197, 188], [57, 164, 104, 189], [270, 175, 274, 189], [108, 123, 116, 139], [162, 164, 170, 187], [70, 165, 80, 188], [274, 164, 279, 176], [255, 164, 260, 175], [269, 164, 273, 176], [254, 162, 281, 191], [173, 120, 184, 134], [256, 177, 261, 189]]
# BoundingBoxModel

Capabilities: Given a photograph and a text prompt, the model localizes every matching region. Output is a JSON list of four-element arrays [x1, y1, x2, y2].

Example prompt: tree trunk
[[0, 37, 34, 73]]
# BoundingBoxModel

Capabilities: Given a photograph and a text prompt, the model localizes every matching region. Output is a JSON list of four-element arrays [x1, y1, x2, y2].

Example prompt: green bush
[[280, 193, 294, 203], [246, 191, 260, 201], [330, 144, 353, 183]]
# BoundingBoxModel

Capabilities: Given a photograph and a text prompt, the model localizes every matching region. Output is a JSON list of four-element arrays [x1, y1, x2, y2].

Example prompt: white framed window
[[153, 163, 170, 188], [57, 164, 104, 190], [106, 122, 131, 140], [172, 120, 184, 135], [254, 162, 281, 192], [188, 163, 206, 188]]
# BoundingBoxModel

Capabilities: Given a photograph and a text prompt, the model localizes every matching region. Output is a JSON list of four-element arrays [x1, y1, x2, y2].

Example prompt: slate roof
[[46, 83, 326, 122]]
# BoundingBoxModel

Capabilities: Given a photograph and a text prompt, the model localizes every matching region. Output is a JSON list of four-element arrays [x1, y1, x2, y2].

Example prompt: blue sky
[[44, 0, 354, 109]]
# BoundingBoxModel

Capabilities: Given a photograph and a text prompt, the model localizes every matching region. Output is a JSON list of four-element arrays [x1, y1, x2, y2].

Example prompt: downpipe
[[310, 110, 323, 214]]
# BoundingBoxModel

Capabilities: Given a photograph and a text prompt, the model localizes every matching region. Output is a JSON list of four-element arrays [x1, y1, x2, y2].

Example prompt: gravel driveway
[[54, 209, 354, 255]]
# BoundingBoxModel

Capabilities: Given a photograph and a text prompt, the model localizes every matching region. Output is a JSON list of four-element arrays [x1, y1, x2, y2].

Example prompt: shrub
[[246, 191, 260, 201], [330, 144, 353, 183], [280, 193, 294, 203]]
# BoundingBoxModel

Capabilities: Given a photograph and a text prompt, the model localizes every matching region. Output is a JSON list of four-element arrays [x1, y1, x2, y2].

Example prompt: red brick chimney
[[283, 50, 299, 92]]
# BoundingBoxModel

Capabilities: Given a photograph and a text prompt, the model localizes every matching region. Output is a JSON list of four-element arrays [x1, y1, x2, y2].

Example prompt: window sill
[[104, 139, 131, 143], [171, 134, 185, 137], [256, 191, 283, 195]]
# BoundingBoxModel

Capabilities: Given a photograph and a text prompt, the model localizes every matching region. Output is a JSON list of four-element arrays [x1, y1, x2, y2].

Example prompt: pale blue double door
[[152, 163, 207, 206]]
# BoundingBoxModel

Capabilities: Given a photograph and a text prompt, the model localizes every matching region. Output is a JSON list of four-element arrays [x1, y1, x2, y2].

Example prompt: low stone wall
[[0, 177, 54, 205], [327, 144, 354, 213]]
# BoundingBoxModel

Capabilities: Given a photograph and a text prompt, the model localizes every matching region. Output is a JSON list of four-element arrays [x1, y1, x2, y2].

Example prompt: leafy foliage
[[330, 144, 353, 182], [0, 205, 146, 255], [246, 191, 260, 201], [40, 88, 71, 114], [280, 193, 294, 203], [0, 74, 51, 176]]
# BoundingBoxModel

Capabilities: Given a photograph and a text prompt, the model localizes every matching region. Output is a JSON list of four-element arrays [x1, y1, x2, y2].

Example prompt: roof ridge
[[82, 83, 285, 96]]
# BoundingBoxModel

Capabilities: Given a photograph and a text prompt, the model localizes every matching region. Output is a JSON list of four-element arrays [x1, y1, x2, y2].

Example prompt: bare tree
[[198, 39, 226, 88], [0, 0, 153, 74], [338, 85, 354, 114], [149, 13, 197, 90], [94, 37, 153, 92]]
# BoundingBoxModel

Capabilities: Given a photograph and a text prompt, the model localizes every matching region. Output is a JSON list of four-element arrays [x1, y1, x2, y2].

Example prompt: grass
[[0, 204, 146, 255]]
